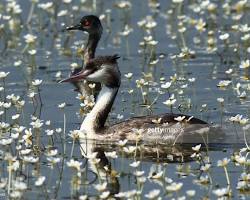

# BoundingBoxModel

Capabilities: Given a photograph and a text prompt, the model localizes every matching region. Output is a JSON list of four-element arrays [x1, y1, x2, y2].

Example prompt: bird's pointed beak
[[65, 23, 82, 31], [59, 69, 92, 83]]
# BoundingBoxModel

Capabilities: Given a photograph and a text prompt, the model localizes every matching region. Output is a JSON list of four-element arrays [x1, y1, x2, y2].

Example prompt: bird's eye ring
[[83, 20, 90, 26]]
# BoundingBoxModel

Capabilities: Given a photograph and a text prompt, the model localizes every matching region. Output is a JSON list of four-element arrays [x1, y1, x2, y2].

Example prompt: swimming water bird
[[60, 55, 209, 143], [65, 15, 103, 96]]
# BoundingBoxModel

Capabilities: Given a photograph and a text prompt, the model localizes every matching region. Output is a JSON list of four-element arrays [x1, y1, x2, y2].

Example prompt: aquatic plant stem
[[243, 129, 250, 150], [63, 112, 66, 155], [223, 166, 230, 185], [7, 167, 11, 196], [70, 139, 75, 158], [26, 2, 35, 25]]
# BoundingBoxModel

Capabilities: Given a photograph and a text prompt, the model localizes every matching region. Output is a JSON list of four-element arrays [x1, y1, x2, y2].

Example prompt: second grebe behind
[[65, 15, 103, 96], [60, 54, 210, 143]]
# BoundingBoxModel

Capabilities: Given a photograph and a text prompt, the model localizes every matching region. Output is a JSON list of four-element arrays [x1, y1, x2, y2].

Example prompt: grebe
[[60, 55, 209, 143], [65, 15, 103, 96]]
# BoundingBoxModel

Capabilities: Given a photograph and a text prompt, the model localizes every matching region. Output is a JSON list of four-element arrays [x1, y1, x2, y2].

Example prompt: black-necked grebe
[[65, 15, 103, 96], [60, 54, 209, 143]]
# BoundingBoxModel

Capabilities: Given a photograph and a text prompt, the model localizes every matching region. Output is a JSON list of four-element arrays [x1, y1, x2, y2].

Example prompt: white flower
[[45, 129, 54, 136], [117, 139, 128, 147], [0, 178, 7, 189], [0, 138, 13, 145], [47, 157, 61, 164], [13, 180, 27, 191], [24, 34, 37, 43], [148, 40, 158, 46], [94, 182, 107, 192], [100, 191, 110, 199], [56, 128, 62, 133], [149, 59, 159, 65], [166, 182, 183, 192], [188, 78, 196, 82], [238, 91, 247, 99], [130, 161, 140, 168], [225, 68, 233, 74], [57, 10, 68, 17], [88, 83, 96, 89], [161, 82, 171, 89], [174, 116, 185, 122], [0, 71, 9, 79], [47, 149, 58, 157], [239, 59, 250, 69], [58, 102, 66, 109], [217, 98, 224, 103], [195, 18, 206, 32], [229, 114, 243, 123], [14, 60, 22, 67], [186, 190, 196, 197], [3, 102, 11, 108], [38, 2, 53, 10], [217, 80, 231, 87], [32, 79, 42, 86], [20, 149, 32, 155], [134, 170, 145, 177], [63, 0, 72, 3], [28, 92, 36, 98], [123, 146, 137, 154], [30, 119, 43, 129], [104, 151, 117, 159], [172, 0, 184, 3], [148, 171, 163, 179], [200, 164, 211, 171], [12, 114, 20, 120], [235, 155, 246, 165], [35, 176, 46, 186], [237, 180, 248, 190], [213, 187, 230, 197], [192, 144, 201, 151], [70, 62, 78, 69], [69, 130, 80, 140], [117, 114, 124, 120], [217, 158, 230, 167], [28, 49, 37, 55], [23, 156, 39, 163], [163, 97, 176, 106], [119, 25, 133, 36], [219, 33, 229, 40], [116, 1, 131, 9], [124, 73, 133, 79], [79, 195, 88, 200], [145, 189, 160, 199]]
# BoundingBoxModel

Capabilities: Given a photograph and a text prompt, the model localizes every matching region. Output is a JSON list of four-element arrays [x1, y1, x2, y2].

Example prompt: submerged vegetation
[[1, 0, 250, 199]]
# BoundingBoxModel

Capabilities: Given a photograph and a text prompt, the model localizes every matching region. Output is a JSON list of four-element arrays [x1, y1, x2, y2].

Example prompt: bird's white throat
[[80, 85, 118, 138]]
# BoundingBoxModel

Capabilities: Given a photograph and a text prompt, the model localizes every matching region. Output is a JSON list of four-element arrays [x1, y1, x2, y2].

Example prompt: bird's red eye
[[84, 20, 90, 26]]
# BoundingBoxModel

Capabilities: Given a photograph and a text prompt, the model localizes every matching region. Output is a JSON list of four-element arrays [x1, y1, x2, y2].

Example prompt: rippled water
[[1, 0, 250, 199]]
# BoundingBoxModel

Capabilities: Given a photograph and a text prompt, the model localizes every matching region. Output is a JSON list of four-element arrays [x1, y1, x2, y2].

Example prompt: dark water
[[0, 0, 250, 199]]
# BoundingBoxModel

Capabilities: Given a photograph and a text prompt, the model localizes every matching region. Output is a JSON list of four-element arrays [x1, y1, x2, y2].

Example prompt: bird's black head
[[66, 15, 103, 35]]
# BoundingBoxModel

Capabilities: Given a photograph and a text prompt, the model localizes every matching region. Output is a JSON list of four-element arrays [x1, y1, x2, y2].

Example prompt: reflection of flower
[[67, 159, 82, 171]]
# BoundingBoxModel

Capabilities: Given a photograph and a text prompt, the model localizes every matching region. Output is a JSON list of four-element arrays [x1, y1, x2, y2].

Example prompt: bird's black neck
[[84, 32, 101, 65]]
